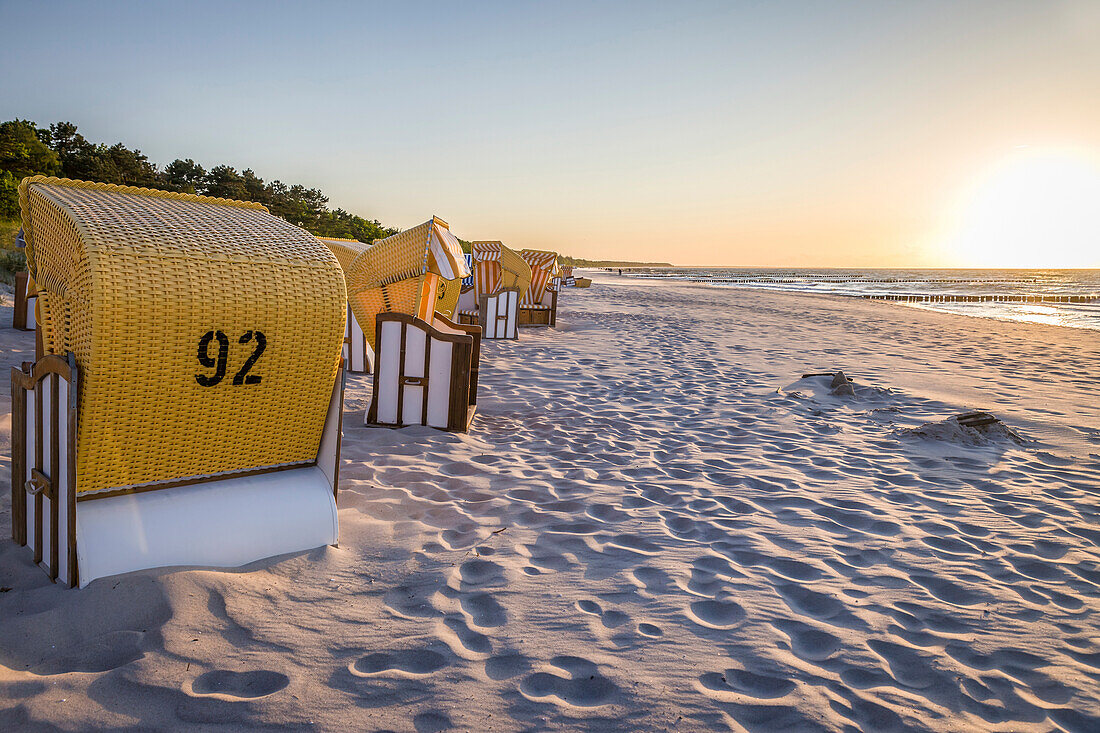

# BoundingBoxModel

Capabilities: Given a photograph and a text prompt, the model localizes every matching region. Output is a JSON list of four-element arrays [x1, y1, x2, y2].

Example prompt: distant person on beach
[[618, 268, 622, 276]]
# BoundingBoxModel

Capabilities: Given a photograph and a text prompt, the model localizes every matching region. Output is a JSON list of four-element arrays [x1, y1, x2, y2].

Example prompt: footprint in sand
[[31, 630, 145, 675], [686, 598, 746, 630], [606, 533, 663, 555], [441, 616, 493, 656], [683, 556, 740, 596], [630, 566, 673, 595], [697, 668, 795, 700], [771, 619, 841, 662], [944, 644, 1073, 704], [485, 652, 532, 680], [575, 599, 632, 629], [586, 503, 630, 523], [440, 527, 484, 550], [775, 583, 864, 627], [460, 592, 507, 628], [351, 649, 448, 677], [189, 670, 289, 698], [413, 711, 453, 732], [454, 559, 506, 588], [520, 656, 617, 707], [384, 582, 444, 619]]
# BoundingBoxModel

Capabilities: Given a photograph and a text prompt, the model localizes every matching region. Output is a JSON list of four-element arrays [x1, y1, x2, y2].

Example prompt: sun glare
[[941, 149, 1100, 268]]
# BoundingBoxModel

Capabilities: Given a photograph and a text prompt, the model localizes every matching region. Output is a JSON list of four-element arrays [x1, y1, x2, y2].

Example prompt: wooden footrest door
[[368, 313, 476, 431], [479, 288, 520, 339], [11, 354, 78, 585]]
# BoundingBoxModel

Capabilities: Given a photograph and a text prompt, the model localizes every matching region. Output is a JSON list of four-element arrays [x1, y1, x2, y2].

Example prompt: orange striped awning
[[520, 249, 560, 305]]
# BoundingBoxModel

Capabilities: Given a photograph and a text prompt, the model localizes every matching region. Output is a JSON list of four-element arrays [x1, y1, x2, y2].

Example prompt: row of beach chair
[[8, 177, 565, 588]]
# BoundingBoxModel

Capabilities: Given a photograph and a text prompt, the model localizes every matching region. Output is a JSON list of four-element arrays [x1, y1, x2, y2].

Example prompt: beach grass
[[0, 218, 25, 286]]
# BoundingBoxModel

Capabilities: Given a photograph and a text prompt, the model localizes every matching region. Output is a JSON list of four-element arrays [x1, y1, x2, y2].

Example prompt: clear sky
[[3, 0, 1099, 267]]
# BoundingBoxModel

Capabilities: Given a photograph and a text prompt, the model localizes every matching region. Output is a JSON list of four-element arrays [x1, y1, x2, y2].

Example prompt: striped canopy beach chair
[[319, 230, 465, 376], [458, 241, 532, 339], [518, 249, 562, 327], [12, 177, 347, 587], [332, 217, 481, 431]]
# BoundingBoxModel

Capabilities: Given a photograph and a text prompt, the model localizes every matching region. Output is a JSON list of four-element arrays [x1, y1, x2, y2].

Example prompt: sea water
[[620, 268, 1100, 331]]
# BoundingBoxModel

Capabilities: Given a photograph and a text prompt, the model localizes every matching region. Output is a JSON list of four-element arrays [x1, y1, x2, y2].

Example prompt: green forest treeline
[[0, 118, 397, 245]]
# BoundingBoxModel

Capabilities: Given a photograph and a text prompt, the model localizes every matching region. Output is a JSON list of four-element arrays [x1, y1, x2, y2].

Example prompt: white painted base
[[76, 466, 338, 587]]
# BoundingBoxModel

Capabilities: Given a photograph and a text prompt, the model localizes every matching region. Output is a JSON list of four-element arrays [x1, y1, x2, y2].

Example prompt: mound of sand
[[899, 414, 1027, 447], [781, 370, 898, 404]]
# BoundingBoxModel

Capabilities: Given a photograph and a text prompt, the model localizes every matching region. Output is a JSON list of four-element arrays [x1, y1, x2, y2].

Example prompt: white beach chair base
[[368, 313, 479, 431], [76, 466, 338, 587], [11, 355, 344, 588]]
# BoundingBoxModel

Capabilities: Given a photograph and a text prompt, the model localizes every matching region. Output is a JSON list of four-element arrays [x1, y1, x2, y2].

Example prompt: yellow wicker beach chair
[[319, 235, 465, 375], [11, 177, 347, 588], [330, 217, 480, 431], [459, 241, 532, 339], [12, 271, 37, 331], [316, 237, 374, 374], [519, 249, 561, 327]]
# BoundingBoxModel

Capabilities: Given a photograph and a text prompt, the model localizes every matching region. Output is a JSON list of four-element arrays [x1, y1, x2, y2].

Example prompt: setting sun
[[941, 149, 1100, 268]]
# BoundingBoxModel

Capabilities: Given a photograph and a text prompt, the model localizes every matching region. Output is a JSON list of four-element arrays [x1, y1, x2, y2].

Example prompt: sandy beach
[[2, 273, 1099, 732]]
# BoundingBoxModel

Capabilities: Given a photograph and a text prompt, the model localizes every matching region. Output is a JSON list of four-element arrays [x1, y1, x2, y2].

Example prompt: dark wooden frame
[[13, 271, 37, 331], [367, 312, 479, 432], [11, 354, 346, 588], [11, 353, 79, 586]]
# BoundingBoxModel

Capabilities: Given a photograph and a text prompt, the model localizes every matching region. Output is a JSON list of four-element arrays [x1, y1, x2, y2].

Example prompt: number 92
[[196, 330, 266, 387]]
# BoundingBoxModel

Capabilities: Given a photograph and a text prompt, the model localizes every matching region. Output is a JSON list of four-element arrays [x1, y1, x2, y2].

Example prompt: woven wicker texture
[[437, 276, 462, 319], [19, 176, 346, 495], [338, 217, 469, 348], [318, 237, 370, 272], [471, 241, 531, 301], [520, 249, 561, 305]]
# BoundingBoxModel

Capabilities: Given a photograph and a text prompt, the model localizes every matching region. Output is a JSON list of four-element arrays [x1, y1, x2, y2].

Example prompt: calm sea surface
[[620, 268, 1100, 331]]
